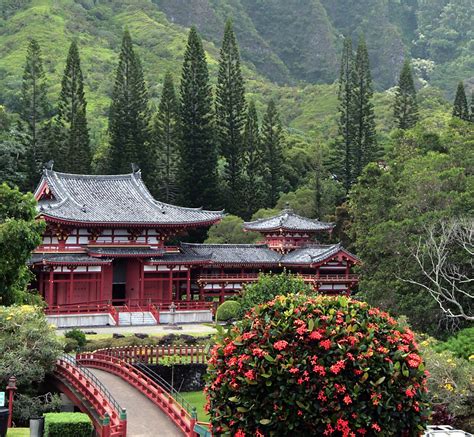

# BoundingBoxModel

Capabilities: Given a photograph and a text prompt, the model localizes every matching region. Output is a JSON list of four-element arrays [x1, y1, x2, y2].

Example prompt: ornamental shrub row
[[44, 412, 93, 437], [206, 294, 430, 436]]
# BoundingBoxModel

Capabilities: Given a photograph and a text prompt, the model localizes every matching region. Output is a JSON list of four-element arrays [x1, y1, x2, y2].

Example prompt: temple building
[[30, 169, 359, 326]]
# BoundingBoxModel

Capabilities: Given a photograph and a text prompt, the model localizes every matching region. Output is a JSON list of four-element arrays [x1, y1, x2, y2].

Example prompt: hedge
[[44, 413, 93, 437], [216, 300, 241, 321]]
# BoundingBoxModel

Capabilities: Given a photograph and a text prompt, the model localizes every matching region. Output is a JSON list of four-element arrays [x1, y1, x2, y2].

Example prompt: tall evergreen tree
[[314, 146, 323, 219], [332, 37, 355, 194], [152, 72, 179, 202], [470, 92, 474, 122], [108, 30, 150, 176], [352, 35, 377, 179], [452, 81, 469, 121], [393, 59, 419, 130], [242, 100, 264, 219], [178, 27, 219, 209], [56, 40, 90, 173], [215, 19, 246, 213], [18, 39, 50, 190], [261, 99, 284, 208]]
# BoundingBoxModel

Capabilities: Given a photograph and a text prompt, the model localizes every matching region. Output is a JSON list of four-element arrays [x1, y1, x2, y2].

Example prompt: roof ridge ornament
[[43, 160, 54, 172], [131, 163, 140, 174]]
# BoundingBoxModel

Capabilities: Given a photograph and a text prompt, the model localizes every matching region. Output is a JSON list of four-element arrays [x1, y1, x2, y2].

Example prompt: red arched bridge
[[52, 348, 211, 436]]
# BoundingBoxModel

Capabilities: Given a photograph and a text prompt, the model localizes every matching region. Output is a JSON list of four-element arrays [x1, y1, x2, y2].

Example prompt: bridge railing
[[90, 344, 209, 365], [55, 354, 127, 437], [76, 352, 205, 436]]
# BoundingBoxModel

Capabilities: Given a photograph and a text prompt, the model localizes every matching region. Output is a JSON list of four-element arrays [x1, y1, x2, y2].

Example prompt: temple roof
[[87, 246, 164, 258], [181, 243, 281, 265], [281, 244, 351, 265], [243, 209, 334, 233], [34, 169, 223, 227], [29, 253, 112, 265]]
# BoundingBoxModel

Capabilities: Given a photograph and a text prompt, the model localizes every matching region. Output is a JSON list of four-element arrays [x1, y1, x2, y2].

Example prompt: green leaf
[[264, 354, 275, 362], [228, 397, 239, 403], [360, 372, 369, 383], [394, 361, 401, 370], [259, 419, 271, 425], [308, 318, 314, 332], [237, 407, 248, 413], [374, 376, 386, 386]]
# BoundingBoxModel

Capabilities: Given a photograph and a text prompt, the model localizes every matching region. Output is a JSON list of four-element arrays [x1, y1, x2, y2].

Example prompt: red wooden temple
[[30, 168, 359, 325]]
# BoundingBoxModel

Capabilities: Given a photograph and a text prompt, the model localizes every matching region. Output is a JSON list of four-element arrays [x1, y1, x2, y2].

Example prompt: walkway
[[88, 368, 183, 437], [56, 323, 216, 336]]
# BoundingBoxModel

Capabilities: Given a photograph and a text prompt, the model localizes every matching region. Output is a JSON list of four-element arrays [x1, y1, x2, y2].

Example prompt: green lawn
[[181, 391, 208, 422], [7, 429, 29, 437]]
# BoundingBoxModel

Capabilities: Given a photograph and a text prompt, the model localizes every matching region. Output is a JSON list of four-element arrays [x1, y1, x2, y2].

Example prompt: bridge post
[[119, 408, 127, 436], [102, 413, 111, 437], [189, 407, 197, 437]]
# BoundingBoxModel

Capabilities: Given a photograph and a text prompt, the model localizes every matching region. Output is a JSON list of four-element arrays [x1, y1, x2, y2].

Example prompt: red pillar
[[68, 269, 74, 304], [46, 269, 53, 306], [168, 267, 173, 301], [186, 268, 191, 301], [100, 266, 105, 304]]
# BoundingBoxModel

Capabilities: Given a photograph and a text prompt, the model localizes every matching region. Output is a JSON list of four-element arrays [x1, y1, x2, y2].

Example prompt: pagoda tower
[[243, 207, 333, 253]]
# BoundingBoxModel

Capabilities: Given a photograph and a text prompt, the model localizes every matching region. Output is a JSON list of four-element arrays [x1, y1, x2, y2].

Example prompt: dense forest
[[0, 0, 473, 338]]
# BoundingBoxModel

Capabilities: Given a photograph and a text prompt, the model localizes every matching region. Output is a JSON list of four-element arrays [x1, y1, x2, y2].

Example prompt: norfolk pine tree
[[18, 39, 50, 190], [108, 30, 151, 176], [178, 27, 219, 209], [452, 81, 469, 121], [242, 100, 265, 219], [216, 19, 246, 214], [332, 37, 355, 194], [352, 35, 377, 179], [393, 59, 419, 130], [261, 99, 284, 208], [152, 72, 179, 202], [57, 40, 90, 173]]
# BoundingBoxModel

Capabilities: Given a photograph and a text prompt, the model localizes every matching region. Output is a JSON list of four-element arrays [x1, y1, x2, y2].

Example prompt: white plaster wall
[[47, 313, 116, 328], [159, 310, 213, 324]]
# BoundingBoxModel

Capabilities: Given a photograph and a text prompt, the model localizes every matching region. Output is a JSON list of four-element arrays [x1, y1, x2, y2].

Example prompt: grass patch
[[7, 429, 29, 437], [181, 391, 209, 422]]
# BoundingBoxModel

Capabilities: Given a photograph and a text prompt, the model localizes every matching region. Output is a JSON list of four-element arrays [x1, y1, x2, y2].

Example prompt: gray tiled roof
[[148, 251, 210, 265], [181, 243, 281, 265], [29, 253, 112, 265], [243, 209, 334, 232], [87, 247, 164, 257], [35, 170, 223, 226], [281, 244, 344, 265]]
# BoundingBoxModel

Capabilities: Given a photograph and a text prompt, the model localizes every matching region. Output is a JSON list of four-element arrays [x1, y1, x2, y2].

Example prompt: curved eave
[[37, 214, 222, 228], [243, 225, 334, 233]]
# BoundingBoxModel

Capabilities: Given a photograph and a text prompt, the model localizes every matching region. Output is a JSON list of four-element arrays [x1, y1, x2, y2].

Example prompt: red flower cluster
[[206, 294, 430, 436]]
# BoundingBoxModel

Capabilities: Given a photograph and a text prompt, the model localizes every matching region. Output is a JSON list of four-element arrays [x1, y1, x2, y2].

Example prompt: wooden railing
[[197, 273, 359, 283], [77, 352, 205, 436], [45, 299, 212, 315], [54, 355, 127, 437], [90, 344, 209, 365]]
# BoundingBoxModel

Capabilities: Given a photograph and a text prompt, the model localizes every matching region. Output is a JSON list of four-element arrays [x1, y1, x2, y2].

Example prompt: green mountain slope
[[0, 0, 467, 145]]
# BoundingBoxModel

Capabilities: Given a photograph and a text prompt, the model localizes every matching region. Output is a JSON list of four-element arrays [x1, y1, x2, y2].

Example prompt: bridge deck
[[88, 368, 183, 437]]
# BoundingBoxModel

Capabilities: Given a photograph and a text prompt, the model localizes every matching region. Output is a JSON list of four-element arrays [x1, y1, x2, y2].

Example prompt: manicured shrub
[[64, 328, 86, 348], [44, 412, 93, 437], [206, 294, 430, 436], [216, 300, 241, 322], [238, 272, 313, 317]]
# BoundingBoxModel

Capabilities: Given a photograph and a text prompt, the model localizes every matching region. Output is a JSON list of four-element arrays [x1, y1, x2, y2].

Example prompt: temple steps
[[118, 311, 157, 326]]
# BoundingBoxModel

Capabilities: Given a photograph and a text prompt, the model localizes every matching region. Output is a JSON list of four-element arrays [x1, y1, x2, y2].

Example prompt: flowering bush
[[206, 294, 430, 436]]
